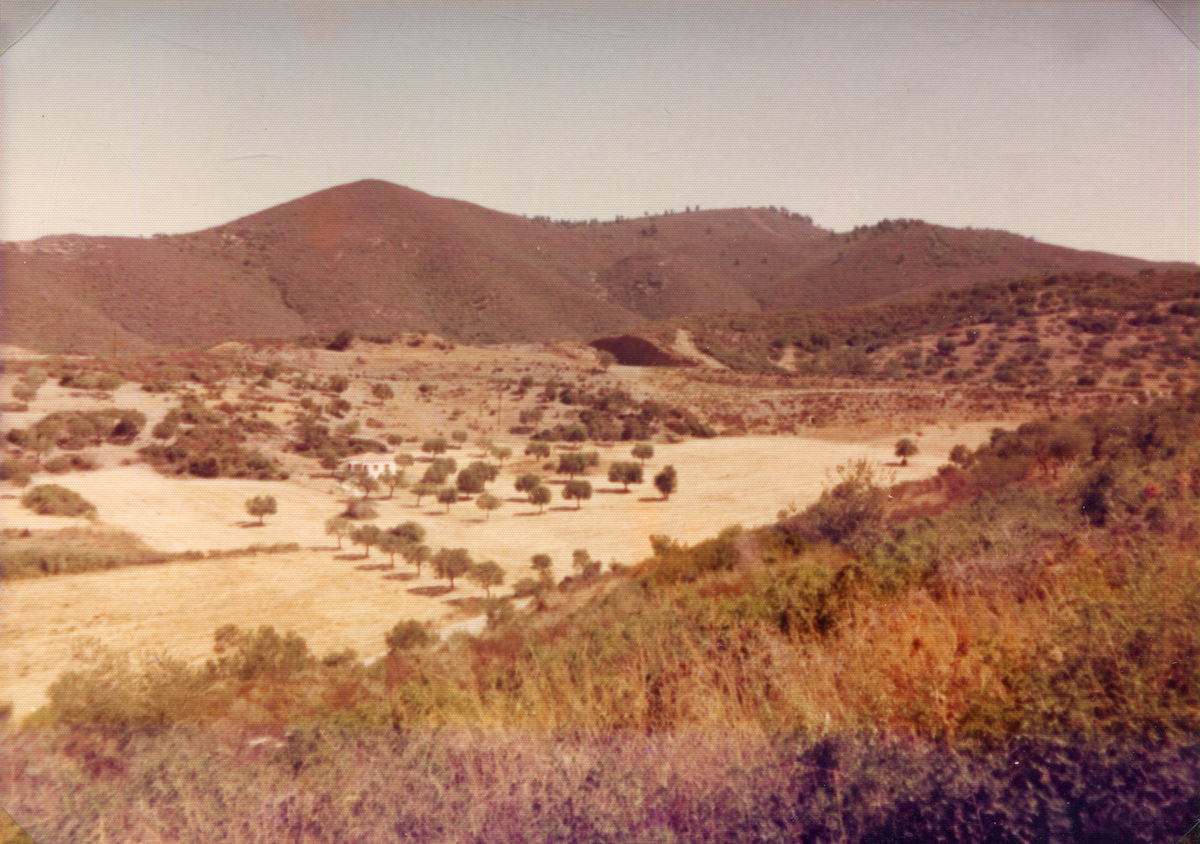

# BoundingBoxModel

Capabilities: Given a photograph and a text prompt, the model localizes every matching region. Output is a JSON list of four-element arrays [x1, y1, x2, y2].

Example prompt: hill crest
[[1, 180, 1182, 353]]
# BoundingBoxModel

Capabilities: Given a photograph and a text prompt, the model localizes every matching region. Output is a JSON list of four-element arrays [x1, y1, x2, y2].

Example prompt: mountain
[[0, 180, 1182, 353]]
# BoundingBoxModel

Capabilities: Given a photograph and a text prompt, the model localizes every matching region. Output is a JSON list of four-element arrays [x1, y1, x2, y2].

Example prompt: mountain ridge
[[2, 179, 1186, 354]]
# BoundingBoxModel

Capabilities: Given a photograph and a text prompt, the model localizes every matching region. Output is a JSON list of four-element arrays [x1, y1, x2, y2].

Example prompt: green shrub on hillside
[[20, 485, 97, 518]]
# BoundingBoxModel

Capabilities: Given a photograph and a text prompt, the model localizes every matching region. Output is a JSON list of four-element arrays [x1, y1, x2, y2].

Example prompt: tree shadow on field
[[504, 496, 528, 504], [548, 506, 577, 512], [334, 553, 367, 561], [597, 487, 631, 494], [382, 572, 416, 581], [237, 521, 266, 528], [355, 563, 393, 572], [309, 545, 342, 552], [638, 496, 667, 502], [512, 510, 546, 517], [408, 585, 453, 598]]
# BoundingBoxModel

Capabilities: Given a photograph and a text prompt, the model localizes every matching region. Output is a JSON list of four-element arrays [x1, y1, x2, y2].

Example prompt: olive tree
[[432, 547, 473, 589], [654, 465, 677, 499], [895, 438, 919, 466], [468, 560, 505, 598], [608, 461, 643, 491], [632, 443, 654, 465], [410, 481, 438, 506], [514, 473, 542, 494], [245, 495, 276, 525], [563, 479, 593, 509], [325, 515, 352, 548], [350, 523, 382, 558], [524, 441, 551, 458], [436, 486, 458, 513], [476, 492, 502, 520], [556, 453, 588, 478], [528, 484, 552, 513], [385, 619, 432, 652], [378, 468, 407, 499], [422, 436, 449, 456]]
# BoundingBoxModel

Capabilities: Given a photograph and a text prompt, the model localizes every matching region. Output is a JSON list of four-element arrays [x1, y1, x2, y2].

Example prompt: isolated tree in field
[[468, 560, 505, 598], [531, 553, 552, 573], [895, 438, 919, 466], [948, 444, 972, 467], [632, 443, 654, 465], [528, 484, 552, 513], [245, 495, 277, 525], [385, 619, 431, 652], [608, 461, 643, 491], [432, 547, 473, 589], [451, 430, 469, 446], [514, 473, 542, 494], [378, 468, 407, 499], [378, 533, 406, 568], [325, 515, 352, 548], [350, 523, 382, 558], [371, 382, 394, 400], [437, 486, 458, 513], [491, 445, 512, 466], [654, 465, 677, 499], [556, 452, 588, 478], [525, 441, 551, 458], [563, 479, 593, 509], [410, 481, 438, 506], [422, 436, 449, 456], [476, 492, 502, 520]]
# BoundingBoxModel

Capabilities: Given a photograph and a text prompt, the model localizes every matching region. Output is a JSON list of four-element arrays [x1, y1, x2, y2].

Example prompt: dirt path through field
[[2, 426, 998, 718]]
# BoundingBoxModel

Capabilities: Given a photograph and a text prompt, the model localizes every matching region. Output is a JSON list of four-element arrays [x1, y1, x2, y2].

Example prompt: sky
[[2, 0, 1197, 262]]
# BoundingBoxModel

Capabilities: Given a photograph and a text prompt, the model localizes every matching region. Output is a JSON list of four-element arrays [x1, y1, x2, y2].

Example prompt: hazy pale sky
[[3, 0, 1197, 262]]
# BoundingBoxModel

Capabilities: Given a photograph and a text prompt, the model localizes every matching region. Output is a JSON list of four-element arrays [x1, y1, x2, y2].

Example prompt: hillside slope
[[1, 180, 1181, 353]]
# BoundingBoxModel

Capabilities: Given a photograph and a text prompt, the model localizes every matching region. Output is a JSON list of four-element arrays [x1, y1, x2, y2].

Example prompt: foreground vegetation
[[4, 393, 1197, 841]]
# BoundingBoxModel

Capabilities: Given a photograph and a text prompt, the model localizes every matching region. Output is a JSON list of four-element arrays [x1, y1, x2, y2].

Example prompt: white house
[[341, 456, 395, 479]]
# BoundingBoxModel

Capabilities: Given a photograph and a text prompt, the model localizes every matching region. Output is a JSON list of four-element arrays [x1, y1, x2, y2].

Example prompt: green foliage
[[780, 460, 886, 555], [386, 619, 432, 651], [141, 401, 284, 479], [528, 484, 552, 512], [422, 436, 449, 455], [654, 464, 677, 498], [433, 547, 473, 588], [556, 452, 588, 477], [468, 560, 505, 597], [475, 492, 502, 519], [894, 437, 918, 464], [20, 484, 97, 518], [608, 461, 643, 489], [324, 515, 352, 548], [514, 472, 541, 493], [436, 486, 458, 511], [525, 441, 551, 458], [563, 479, 592, 508], [245, 495, 276, 524]]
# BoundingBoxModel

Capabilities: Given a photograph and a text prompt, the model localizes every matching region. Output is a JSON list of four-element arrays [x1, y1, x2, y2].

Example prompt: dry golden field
[[1, 342, 1010, 720]]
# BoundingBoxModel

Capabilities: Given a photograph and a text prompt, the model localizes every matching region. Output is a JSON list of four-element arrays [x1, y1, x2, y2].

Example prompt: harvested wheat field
[[1, 425, 998, 718]]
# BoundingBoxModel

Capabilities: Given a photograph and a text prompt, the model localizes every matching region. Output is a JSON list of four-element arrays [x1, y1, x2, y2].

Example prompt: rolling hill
[[1, 179, 1183, 353]]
